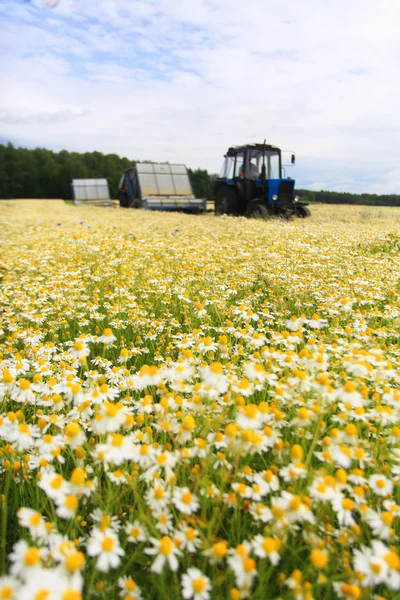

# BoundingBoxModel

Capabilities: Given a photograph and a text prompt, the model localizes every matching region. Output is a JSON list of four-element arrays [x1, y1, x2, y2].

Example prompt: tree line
[[1, 142, 400, 206], [297, 189, 400, 207], [0, 143, 215, 201]]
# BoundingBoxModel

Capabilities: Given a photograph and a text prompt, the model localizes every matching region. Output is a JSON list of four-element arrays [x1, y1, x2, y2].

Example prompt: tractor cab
[[215, 142, 310, 218]]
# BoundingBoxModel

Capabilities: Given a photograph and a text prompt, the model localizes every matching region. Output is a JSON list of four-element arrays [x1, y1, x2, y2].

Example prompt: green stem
[[0, 470, 11, 575], [85, 561, 97, 598], [305, 413, 324, 470]]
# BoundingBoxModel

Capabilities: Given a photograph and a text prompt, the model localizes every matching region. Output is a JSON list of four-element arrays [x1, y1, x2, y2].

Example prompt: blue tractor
[[214, 142, 310, 218]]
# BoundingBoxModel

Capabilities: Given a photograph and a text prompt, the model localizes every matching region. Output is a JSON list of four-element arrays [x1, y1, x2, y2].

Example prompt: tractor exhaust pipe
[[261, 139, 266, 182]]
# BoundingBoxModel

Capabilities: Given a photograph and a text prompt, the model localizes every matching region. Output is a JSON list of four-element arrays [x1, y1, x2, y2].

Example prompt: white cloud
[[0, 0, 400, 192]]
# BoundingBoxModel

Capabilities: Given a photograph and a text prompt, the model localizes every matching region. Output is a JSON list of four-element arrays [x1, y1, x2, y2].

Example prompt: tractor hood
[[256, 178, 295, 207]]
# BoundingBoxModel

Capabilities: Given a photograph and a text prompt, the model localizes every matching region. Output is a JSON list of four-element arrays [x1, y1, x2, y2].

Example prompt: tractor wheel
[[294, 204, 311, 218], [246, 199, 269, 219], [119, 193, 129, 208], [215, 187, 239, 216]]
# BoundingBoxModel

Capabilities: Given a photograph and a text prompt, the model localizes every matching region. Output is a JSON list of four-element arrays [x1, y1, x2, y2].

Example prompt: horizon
[[3, 140, 400, 198]]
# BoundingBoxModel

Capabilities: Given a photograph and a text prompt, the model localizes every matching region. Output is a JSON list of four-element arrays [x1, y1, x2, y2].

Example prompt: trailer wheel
[[294, 204, 311, 218], [246, 199, 269, 219], [215, 187, 239, 216]]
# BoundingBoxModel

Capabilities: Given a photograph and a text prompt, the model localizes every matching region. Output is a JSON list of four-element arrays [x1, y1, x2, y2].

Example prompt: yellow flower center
[[50, 475, 64, 490], [65, 551, 85, 572], [157, 453, 167, 465], [34, 590, 51, 600], [213, 541, 227, 558], [289, 496, 302, 511], [70, 467, 85, 486], [140, 444, 149, 455], [0, 586, 14, 600], [65, 495, 78, 510], [263, 470, 273, 482], [297, 407, 309, 420], [193, 578, 206, 593], [65, 423, 80, 438], [385, 551, 400, 570], [18, 423, 30, 435], [101, 536, 116, 552], [19, 379, 31, 391], [105, 403, 118, 417], [182, 492, 193, 504], [159, 536, 173, 555], [125, 579, 137, 591], [24, 547, 41, 566], [182, 415, 195, 431], [111, 434, 124, 447], [370, 562, 381, 574], [344, 381, 356, 393], [244, 404, 258, 419], [154, 487, 164, 500], [243, 558, 256, 573], [2, 369, 13, 384], [29, 514, 42, 527], [239, 379, 250, 389], [342, 498, 354, 511], [291, 445, 303, 460], [310, 549, 328, 568], [62, 591, 82, 600], [186, 528, 196, 541], [381, 512, 394, 526], [262, 537, 277, 554]]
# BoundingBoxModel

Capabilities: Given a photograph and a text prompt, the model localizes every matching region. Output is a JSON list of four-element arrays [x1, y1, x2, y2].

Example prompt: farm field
[[1, 199, 400, 600]]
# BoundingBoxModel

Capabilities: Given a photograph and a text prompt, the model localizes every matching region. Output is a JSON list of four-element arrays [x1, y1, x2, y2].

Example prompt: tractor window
[[247, 149, 281, 179], [219, 156, 234, 179], [246, 150, 262, 179], [268, 153, 280, 179], [234, 152, 245, 177]]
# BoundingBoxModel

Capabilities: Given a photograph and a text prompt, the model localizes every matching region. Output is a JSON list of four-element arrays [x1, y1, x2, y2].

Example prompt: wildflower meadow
[[1, 199, 400, 600]]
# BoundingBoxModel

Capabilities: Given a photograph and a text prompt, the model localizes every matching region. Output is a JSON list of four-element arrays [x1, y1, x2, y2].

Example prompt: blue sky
[[1, 0, 400, 193]]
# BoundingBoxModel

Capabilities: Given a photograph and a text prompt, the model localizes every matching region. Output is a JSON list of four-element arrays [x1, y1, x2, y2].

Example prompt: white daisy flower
[[181, 568, 212, 600], [97, 328, 117, 345], [124, 520, 148, 544], [17, 507, 48, 541], [172, 487, 200, 515], [331, 496, 356, 527], [118, 576, 142, 599], [369, 474, 394, 497], [145, 536, 182, 574], [38, 469, 70, 502], [252, 535, 281, 565], [0, 575, 19, 600], [9, 540, 45, 577], [87, 528, 125, 572]]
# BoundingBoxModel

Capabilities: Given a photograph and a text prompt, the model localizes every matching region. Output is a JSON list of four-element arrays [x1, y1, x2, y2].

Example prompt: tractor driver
[[248, 158, 260, 179], [237, 157, 260, 179]]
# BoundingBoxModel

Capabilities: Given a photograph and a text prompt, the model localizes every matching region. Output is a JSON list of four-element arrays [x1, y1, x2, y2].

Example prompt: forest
[[1, 142, 400, 206], [0, 143, 215, 201]]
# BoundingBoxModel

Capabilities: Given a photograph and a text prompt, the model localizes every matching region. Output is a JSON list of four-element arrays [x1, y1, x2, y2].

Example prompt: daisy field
[[0, 200, 399, 600]]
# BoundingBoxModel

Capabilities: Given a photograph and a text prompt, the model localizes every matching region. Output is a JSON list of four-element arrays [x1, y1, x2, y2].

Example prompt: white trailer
[[72, 179, 112, 206], [119, 163, 206, 212]]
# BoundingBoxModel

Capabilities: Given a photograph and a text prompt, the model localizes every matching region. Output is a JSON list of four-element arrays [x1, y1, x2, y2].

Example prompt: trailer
[[118, 163, 206, 212], [72, 178, 112, 206]]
